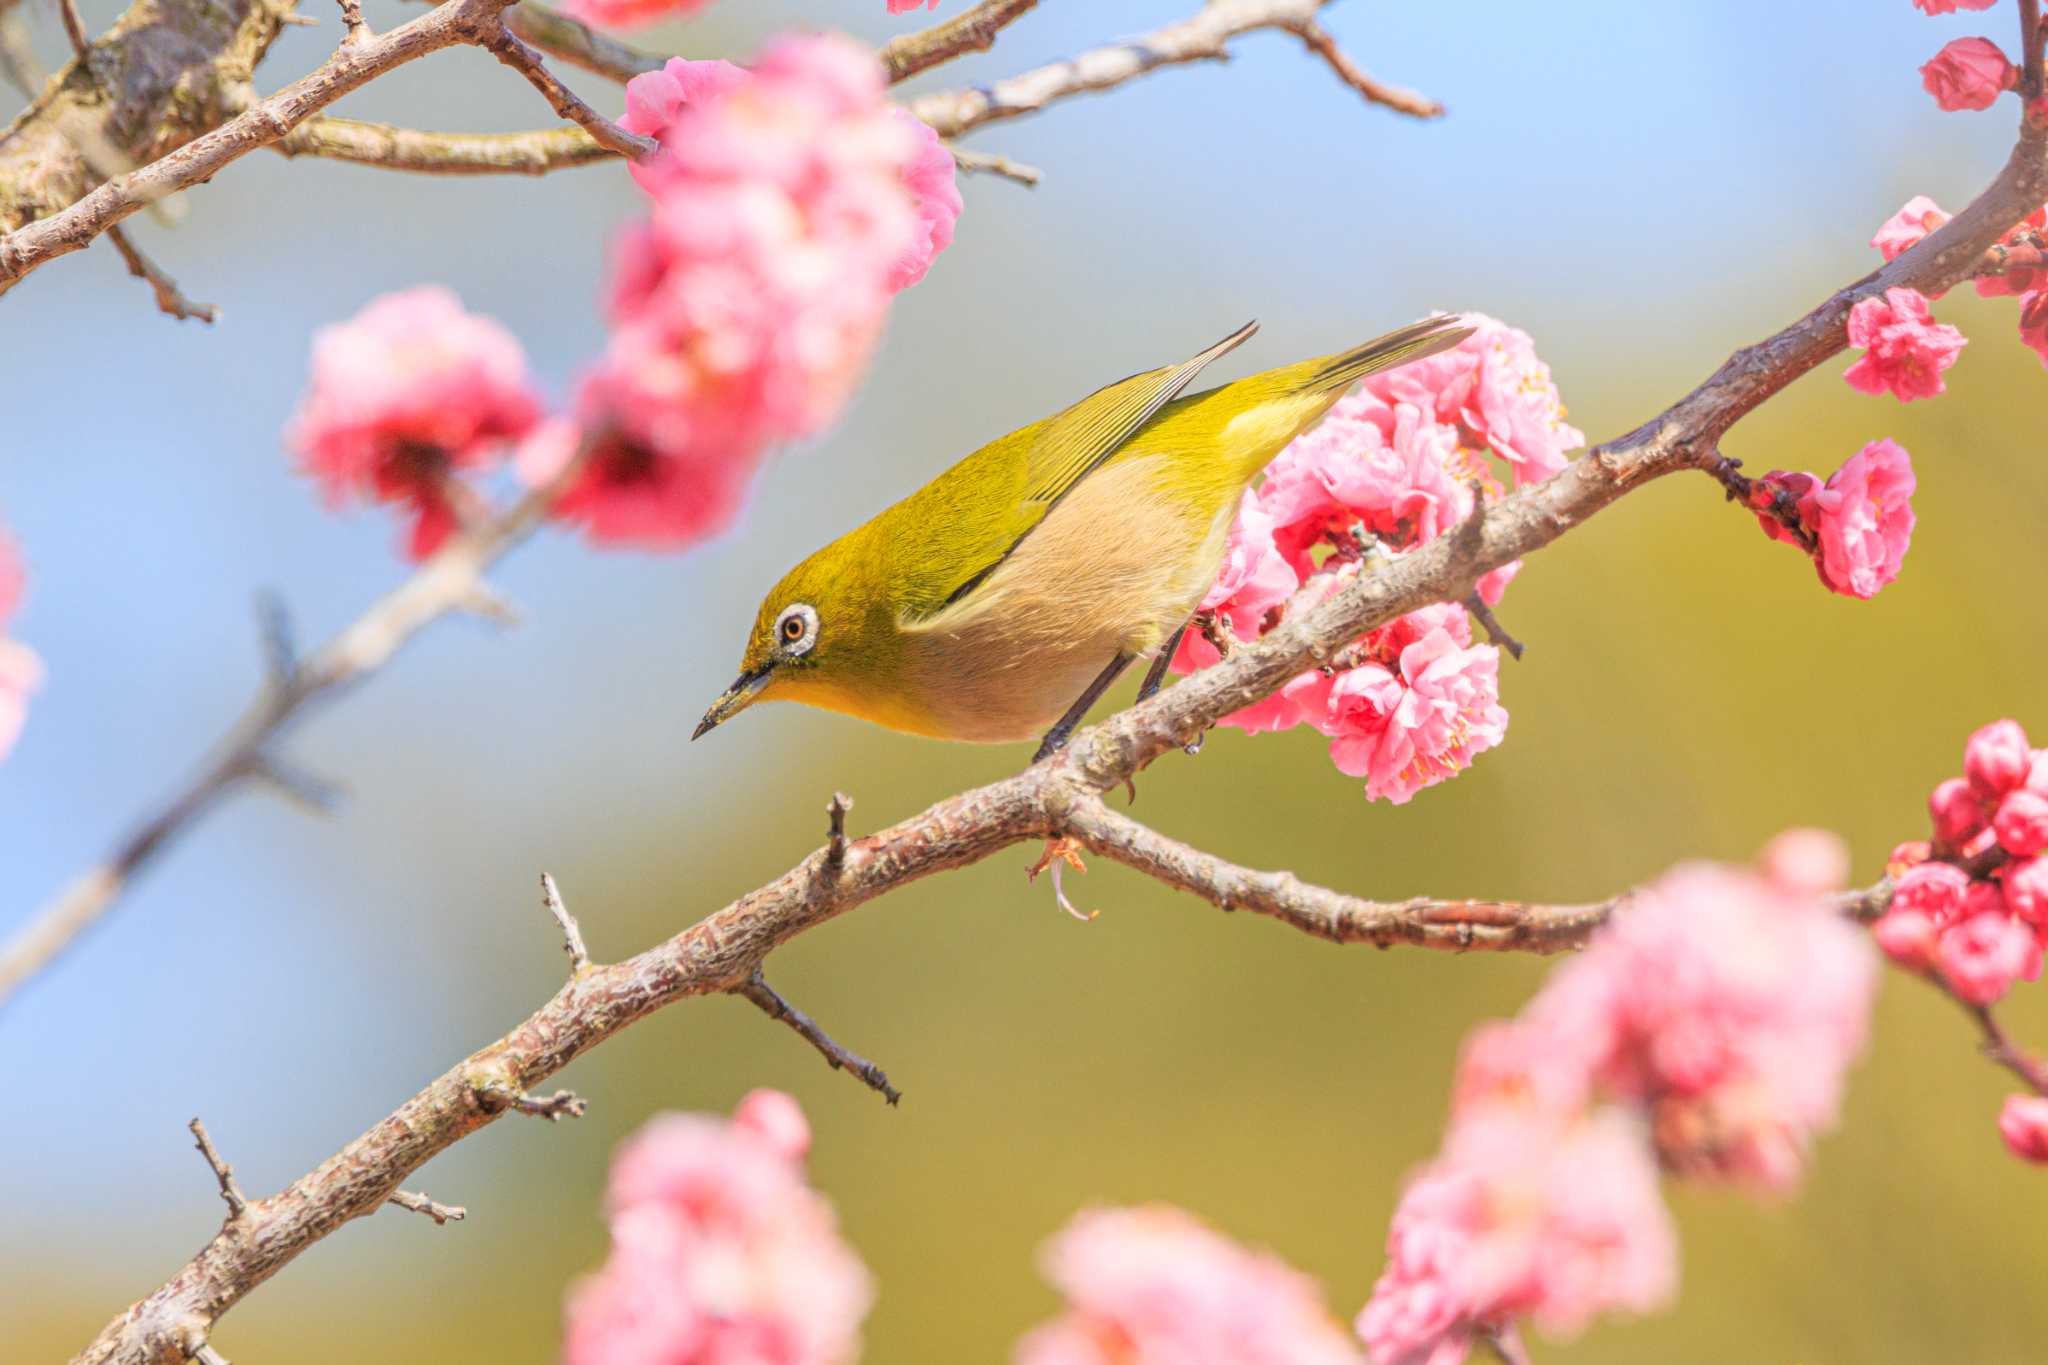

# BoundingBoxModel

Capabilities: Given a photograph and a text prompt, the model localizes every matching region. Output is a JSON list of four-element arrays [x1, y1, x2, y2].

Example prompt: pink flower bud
[[1995, 788, 2048, 857], [1888, 840, 1933, 876], [1929, 777, 1988, 845], [1873, 909, 1941, 970], [1760, 828, 1849, 896], [1891, 860, 1971, 923], [732, 1088, 812, 1163], [1962, 878, 2009, 920], [1920, 36, 2018, 113], [1912, 0, 2001, 13], [1965, 719, 2032, 799], [1998, 1095, 2048, 1164], [1937, 911, 2039, 1005], [2003, 857, 2048, 926]]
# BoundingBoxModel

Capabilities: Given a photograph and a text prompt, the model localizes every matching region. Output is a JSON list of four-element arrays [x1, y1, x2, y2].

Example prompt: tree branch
[[739, 970, 901, 1105], [385, 1189, 465, 1224], [0, 476, 568, 1011], [880, 0, 1038, 84], [539, 872, 591, 975], [503, 0, 662, 82], [274, 114, 611, 174], [470, 19, 655, 161], [189, 1118, 248, 1221], [104, 225, 219, 321], [908, 0, 1434, 139]]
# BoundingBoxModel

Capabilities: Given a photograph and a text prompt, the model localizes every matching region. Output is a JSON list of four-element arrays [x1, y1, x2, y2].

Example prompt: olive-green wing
[[935, 320, 1259, 610]]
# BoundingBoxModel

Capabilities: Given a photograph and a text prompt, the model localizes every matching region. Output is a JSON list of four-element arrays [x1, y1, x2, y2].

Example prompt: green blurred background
[[6, 0, 2048, 1360]]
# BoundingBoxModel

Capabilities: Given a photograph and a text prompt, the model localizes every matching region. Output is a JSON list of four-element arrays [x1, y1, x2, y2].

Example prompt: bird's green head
[[692, 546, 906, 740]]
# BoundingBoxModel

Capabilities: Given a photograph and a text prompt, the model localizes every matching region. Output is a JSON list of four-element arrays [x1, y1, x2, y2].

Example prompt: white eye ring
[[774, 603, 819, 657]]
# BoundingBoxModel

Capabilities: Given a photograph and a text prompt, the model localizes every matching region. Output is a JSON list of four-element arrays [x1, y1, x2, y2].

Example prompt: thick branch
[[0, 479, 563, 1010], [275, 115, 611, 173], [880, 0, 1037, 84]]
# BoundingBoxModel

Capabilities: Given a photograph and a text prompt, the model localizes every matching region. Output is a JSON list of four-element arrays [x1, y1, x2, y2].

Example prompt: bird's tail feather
[[1303, 315, 1475, 395]]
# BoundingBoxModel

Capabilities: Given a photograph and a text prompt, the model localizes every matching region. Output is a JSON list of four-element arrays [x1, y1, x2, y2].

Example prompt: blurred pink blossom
[[1357, 1108, 1676, 1365], [287, 286, 542, 560], [558, 0, 709, 32], [1170, 490, 1301, 676], [888, 0, 937, 11], [2003, 856, 2048, 926], [1965, 719, 2033, 799], [1016, 1205, 1361, 1365], [1920, 36, 2017, 112], [2021, 290, 2048, 365], [1994, 788, 2048, 857], [562, 1092, 872, 1365], [1842, 288, 1966, 401], [1929, 777, 1989, 846], [1935, 910, 2041, 1004], [0, 529, 38, 763], [1998, 1094, 2048, 1163], [891, 111, 963, 289], [1871, 195, 1951, 263], [1913, 0, 2000, 13]]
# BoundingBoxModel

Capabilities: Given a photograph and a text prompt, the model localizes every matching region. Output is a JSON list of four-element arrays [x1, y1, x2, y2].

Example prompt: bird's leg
[[1134, 619, 1191, 706], [1033, 652, 1134, 764]]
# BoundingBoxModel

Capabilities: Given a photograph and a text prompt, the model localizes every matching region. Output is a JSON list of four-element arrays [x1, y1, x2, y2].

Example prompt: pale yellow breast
[[896, 455, 1237, 743]]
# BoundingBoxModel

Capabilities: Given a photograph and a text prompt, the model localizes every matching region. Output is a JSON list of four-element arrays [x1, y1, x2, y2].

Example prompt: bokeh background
[[7, 0, 2048, 1360]]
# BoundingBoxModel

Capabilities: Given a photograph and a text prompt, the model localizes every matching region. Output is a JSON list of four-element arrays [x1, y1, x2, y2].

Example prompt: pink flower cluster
[[1843, 288, 1966, 400], [559, 0, 708, 34], [287, 286, 544, 561], [1016, 1205, 1362, 1365], [525, 36, 960, 549], [0, 526, 40, 764], [288, 37, 959, 561], [888, 0, 939, 11], [1871, 196, 2048, 368], [561, 1090, 874, 1365], [1171, 315, 1572, 802], [1920, 36, 2018, 111], [1359, 833, 1877, 1364], [1746, 439, 1916, 599], [1872, 720, 2048, 1006]]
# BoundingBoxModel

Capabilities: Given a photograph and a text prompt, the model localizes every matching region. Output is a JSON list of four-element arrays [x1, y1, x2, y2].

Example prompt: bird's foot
[[1026, 836, 1096, 922]]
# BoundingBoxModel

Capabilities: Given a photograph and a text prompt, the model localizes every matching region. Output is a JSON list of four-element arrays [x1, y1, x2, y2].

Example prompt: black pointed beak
[[693, 666, 772, 740]]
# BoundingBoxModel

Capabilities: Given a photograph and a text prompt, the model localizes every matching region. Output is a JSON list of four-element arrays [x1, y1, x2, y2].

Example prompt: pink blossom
[[1913, 0, 2000, 13], [562, 1094, 872, 1365], [1357, 1108, 1676, 1365], [1929, 777, 1989, 846], [1998, 1095, 2048, 1164], [1809, 440, 1917, 599], [2003, 856, 2048, 926], [888, 0, 937, 11], [1747, 469, 1822, 547], [2021, 290, 2048, 366], [1842, 288, 1967, 401], [1871, 195, 1952, 263], [1016, 1205, 1360, 1365], [0, 530, 37, 763], [1994, 788, 2048, 857], [558, 0, 708, 33], [1974, 209, 2048, 297], [1562, 855, 1878, 1190], [287, 287, 542, 560], [1935, 911, 2041, 1004], [1874, 909, 1941, 971], [890, 111, 962, 290], [617, 58, 750, 194], [1259, 393, 1472, 567], [733, 1088, 811, 1162], [1363, 314, 1583, 484], [1291, 627, 1507, 805], [1965, 719, 2033, 799], [1890, 860, 1973, 924], [1759, 827, 1850, 898], [1920, 36, 2017, 112], [1170, 490, 1302, 676]]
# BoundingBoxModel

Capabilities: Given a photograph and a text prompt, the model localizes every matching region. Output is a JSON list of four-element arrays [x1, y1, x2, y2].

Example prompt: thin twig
[[472, 22, 656, 162], [824, 793, 853, 871], [188, 1118, 247, 1220], [1285, 17, 1441, 118], [950, 144, 1043, 186], [56, 0, 91, 62], [386, 1189, 466, 1224], [880, 0, 1038, 84], [539, 872, 590, 974], [335, 0, 367, 43], [1969, 1000, 2048, 1095], [104, 225, 219, 323], [1463, 592, 1525, 660], [0, 475, 572, 1011], [477, 1081, 587, 1120], [740, 970, 901, 1105]]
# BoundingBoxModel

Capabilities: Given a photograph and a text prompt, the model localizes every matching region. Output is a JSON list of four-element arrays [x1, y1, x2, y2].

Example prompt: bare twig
[[880, 0, 1038, 84], [103, 225, 219, 322], [0, 476, 571, 1010], [335, 0, 366, 42], [188, 1118, 247, 1220], [950, 144, 1042, 186], [1463, 592, 1525, 660], [1970, 1000, 2048, 1095], [57, 0, 92, 62], [276, 115, 613, 174], [471, 21, 656, 161], [740, 970, 900, 1105], [1285, 17, 1441, 118], [539, 872, 590, 974], [825, 793, 853, 871], [477, 1081, 587, 1120], [386, 1189, 466, 1224]]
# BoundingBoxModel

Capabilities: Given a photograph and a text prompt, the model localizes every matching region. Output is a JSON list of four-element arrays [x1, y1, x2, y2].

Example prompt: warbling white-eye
[[694, 316, 1473, 760]]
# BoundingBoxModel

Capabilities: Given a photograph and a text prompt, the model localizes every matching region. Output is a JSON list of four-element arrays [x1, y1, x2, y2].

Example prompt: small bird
[[694, 316, 1474, 761]]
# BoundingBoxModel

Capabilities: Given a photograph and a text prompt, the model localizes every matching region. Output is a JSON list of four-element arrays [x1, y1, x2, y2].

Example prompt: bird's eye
[[774, 603, 819, 657]]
